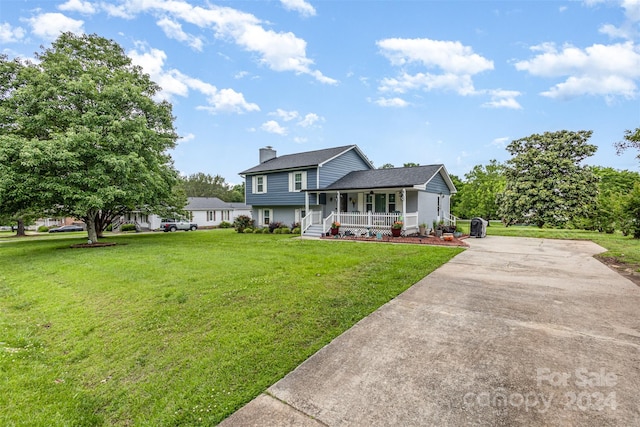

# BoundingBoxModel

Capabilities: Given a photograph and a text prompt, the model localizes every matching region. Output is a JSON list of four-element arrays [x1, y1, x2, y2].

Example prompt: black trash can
[[470, 217, 488, 238]]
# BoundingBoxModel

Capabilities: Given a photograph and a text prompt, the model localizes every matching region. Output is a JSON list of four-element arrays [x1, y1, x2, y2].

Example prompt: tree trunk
[[15, 218, 26, 236], [86, 212, 99, 243]]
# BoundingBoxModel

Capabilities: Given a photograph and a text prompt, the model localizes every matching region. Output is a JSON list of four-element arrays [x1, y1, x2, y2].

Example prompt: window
[[224, 211, 230, 221], [253, 175, 267, 194], [261, 209, 272, 225], [288, 171, 307, 192], [366, 194, 373, 212], [388, 194, 396, 212], [207, 211, 215, 221]]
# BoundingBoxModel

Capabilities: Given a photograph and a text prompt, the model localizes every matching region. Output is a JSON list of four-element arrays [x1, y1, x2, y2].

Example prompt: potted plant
[[435, 221, 444, 238], [419, 223, 427, 236], [453, 225, 463, 238], [391, 220, 403, 237], [330, 221, 340, 235]]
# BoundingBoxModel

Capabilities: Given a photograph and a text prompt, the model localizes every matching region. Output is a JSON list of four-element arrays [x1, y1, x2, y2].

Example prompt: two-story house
[[240, 145, 457, 237]]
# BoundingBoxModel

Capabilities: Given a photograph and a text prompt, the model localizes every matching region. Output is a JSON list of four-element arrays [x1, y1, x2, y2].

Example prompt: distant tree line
[[451, 128, 640, 238], [179, 173, 245, 202]]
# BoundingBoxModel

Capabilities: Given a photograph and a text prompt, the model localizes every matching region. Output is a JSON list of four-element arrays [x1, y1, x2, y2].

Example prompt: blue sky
[[2, 0, 639, 183]]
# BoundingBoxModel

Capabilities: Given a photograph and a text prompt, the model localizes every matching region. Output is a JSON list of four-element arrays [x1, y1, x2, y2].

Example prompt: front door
[[375, 194, 386, 213]]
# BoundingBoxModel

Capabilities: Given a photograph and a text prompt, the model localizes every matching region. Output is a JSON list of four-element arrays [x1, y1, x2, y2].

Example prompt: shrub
[[37, 225, 49, 232], [243, 228, 253, 234], [234, 215, 254, 233], [219, 221, 232, 229], [281, 228, 291, 234], [291, 222, 300, 230], [253, 228, 262, 233], [268, 221, 283, 233], [261, 228, 270, 234], [105, 224, 113, 232], [121, 223, 137, 232], [291, 227, 301, 234], [273, 228, 282, 234]]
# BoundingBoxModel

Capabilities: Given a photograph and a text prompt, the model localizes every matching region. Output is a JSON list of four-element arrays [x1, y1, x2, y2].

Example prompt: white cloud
[[590, 0, 640, 40], [261, 120, 288, 135], [179, 133, 196, 143], [379, 72, 476, 95], [373, 97, 409, 108], [280, 0, 317, 17], [104, 0, 335, 84], [270, 109, 299, 121], [298, 113, 323, 127], [293, 136, 307, 143], [0, 23, 26, 43], [157, 17, 204, 51], [482, 89, 522, 109], [515, 41, 640, 100], [234, 71, 249, 79], [27, 13, 84, 40], [128, 45, 259, 114], [490, 137, 510, 147], [377, 38, 494, 74], [58, 0, 97, 14], [376, 37, 497, 99]]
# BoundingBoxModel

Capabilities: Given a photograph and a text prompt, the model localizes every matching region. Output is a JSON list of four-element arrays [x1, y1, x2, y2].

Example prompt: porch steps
[[303, 224, 324, 238]]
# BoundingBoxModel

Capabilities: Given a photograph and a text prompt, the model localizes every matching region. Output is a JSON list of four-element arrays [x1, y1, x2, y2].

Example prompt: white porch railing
[[446, 213, 458, 226], [324, 211, 419, 236], [301, 211, 322, 232]]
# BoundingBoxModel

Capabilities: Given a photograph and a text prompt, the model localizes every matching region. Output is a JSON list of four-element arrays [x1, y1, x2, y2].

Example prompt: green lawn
[[0, 230, 462, 426], [458, 220, 640, 271]]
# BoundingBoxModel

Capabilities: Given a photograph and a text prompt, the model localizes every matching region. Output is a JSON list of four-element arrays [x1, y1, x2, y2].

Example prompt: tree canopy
[[498, 130, 598, 228], [0, 33, 183, 242], [179, 173, 244, 202], [454, 160, 505, 221], [615, 127, 640, 163]]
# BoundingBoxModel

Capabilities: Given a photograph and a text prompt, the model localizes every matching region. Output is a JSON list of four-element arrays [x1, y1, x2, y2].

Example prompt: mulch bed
[[321, 234, 469, 247], [69, 242, 119, 249]]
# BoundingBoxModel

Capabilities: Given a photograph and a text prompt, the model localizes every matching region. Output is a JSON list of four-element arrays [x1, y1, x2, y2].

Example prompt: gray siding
[[425, 171, 451, 195], [246, 168, 317, 206], [319, 149, 371, 187]]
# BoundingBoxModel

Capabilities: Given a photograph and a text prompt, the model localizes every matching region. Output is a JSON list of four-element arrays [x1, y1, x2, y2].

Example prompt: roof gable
[[240, 145, 371, 174]]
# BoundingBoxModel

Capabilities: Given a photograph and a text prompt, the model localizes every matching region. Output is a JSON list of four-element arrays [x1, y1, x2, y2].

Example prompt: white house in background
[[112, 197, 251, 231], [184, 197, 252, 228]]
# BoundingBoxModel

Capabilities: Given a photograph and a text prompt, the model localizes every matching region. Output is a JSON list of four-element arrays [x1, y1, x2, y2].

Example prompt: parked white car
[[159, 219, 198, 232]]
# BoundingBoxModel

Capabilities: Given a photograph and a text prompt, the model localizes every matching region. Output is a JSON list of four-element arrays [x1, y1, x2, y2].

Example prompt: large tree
[[498, 130, 598, 228], [455, 160, 505, 221], [615, 127, 640, 163], [0, 33, 182, 242]]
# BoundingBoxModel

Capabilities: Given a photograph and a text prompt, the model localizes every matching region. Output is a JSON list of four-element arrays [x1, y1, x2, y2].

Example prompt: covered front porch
[[301, 187, 455, 237]]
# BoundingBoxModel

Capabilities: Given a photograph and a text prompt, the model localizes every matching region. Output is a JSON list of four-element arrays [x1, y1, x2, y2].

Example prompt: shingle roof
[[240, 145, 360, 174], [322, 165, 446, 190], [185, 197, 250, 210]]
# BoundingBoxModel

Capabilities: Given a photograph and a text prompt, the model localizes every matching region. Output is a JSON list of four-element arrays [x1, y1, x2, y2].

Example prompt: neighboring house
[[240, 145, 457, 237], [113, 197, 252, 231], [183, 197, 252, 228]]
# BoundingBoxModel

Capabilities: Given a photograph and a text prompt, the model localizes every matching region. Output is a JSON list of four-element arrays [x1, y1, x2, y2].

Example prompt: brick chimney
[[259, 146, 276, 164]]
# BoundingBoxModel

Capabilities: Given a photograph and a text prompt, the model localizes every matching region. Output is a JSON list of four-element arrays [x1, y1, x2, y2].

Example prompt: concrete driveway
[[221, 236, 640, 426]]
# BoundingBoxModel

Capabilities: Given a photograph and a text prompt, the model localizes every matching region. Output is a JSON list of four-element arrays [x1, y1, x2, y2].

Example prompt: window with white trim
[[288, 171, 307, 192], [253, 175, 267, 194], [260, 209, 272, 225]]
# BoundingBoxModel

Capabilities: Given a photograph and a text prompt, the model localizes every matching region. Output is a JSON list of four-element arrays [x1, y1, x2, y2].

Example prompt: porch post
[[336, 191, 341, 223], [402, 188, 407, 231], [305, 191, 309, 215]]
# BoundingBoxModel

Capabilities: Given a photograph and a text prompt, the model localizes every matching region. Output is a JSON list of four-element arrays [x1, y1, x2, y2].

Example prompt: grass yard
[[0, 230, 462, 426]]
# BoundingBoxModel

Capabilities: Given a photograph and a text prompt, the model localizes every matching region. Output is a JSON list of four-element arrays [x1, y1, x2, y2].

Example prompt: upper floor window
[[253, 175, 267, 194], [288, 171, 307, 192]]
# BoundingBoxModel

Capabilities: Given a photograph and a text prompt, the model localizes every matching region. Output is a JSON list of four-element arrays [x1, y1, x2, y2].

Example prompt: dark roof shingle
[[240, 145, 358, 174], [322, 165, 444, 190]]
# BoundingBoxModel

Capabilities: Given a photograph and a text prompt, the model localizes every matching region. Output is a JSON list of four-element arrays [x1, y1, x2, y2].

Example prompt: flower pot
[[443, 233, 454, 241], [391, 227, 401, 237], [330, 228, 339, 235], [419, 226, 426, 236], [453, 231, 462, 238]]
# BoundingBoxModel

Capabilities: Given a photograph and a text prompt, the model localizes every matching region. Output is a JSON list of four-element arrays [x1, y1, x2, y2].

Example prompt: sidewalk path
[[221, 236, 640, 426]]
